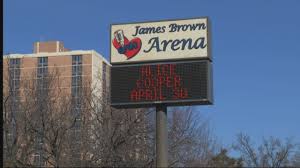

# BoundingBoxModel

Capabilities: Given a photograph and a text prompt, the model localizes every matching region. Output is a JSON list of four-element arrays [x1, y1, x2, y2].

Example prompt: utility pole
[[156, 105, 168, 167]]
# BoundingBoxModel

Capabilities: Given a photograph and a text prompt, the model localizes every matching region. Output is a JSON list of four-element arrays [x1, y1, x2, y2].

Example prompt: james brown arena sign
[[110, 17, 213, 108]]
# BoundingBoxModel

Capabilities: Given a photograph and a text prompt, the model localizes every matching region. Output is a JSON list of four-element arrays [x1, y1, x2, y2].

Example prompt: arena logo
[[112, 30, 142, 60]]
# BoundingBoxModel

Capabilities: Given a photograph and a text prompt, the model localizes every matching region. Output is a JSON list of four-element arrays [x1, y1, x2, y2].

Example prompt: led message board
[[110, 17, 210, 64], [111, 60, 213, 108]]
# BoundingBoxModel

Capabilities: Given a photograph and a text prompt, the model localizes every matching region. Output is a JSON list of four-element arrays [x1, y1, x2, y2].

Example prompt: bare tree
[[291, 145, 300, 167], [3, 59, 79, 167], [3, 57, 28, 167], [167, 107, 220, 167], [233, 133, 296, 167], [3, 57, 153, 167], [83, 80, 153, 167], [3, 57, 220, 167], [22, 68, 76, 167], [84, 105, 220, 167], [207, 148, 243, 167]]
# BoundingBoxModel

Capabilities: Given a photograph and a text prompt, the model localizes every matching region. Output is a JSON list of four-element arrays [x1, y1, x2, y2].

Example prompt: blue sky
[[4, 0, 300, 151]]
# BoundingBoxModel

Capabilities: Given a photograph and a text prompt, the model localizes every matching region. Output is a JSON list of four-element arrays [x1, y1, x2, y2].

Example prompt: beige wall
[[34, 41, 57, 53], [33, 41, 67, 53], [3, 53, 94, 101], [82, 54, 92, 87]]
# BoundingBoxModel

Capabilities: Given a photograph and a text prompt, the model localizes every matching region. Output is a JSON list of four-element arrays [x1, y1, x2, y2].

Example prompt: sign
[[110, 17, 210, 64], [111, 60, 213, 108]]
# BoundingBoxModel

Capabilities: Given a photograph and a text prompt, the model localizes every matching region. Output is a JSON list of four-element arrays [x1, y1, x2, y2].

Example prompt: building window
[[102, 62, 110, 105], [37, 57, 48, 77], [8, 58, 21, 147], [38, 57, 48, 64], [72, 66, 82, 76], [71, 55, 83, 164], [34, 57, 48, 167], [9, 58, 20, 65], [9, 58, 21, 92], [72, 55, 82, 64], [33, 154, 41, 166], [74, 118, 81, 129], [37, 57, 48, 93], [102, 62, 107, 103], [71, 55, 83, 98]]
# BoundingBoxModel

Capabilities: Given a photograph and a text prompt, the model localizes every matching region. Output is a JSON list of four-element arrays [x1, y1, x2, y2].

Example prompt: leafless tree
[[3, 57, 152, 167], [81, 76, 153, 167], [291, 145, 300, 167], [167, 107, 220, 167], [3, 57, 29, 167], [3, 59, 79, 167], [83, 105, 220, 167], [22, 68, 77, 167], [3, 58, 220, 167], [207, 148, 243, 167], [233, 133, 296, 167]]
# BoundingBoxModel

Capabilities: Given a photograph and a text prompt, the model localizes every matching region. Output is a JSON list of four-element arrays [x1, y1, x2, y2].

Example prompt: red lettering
[[169, 64, 176, 76], [130, 89, 139, 101], [184, 88, 188, 98], [153, 87, 157, 100], [136, 79, 142, 88], [156, 64, 161, 76], [161, 64, 169, 76], [131, 63, 185, 102], [166, 76, 172, 88], [158, 76, 165, 87], [145, 89, 152, 100], [173, 88, 179, 99], [174, 75, 181, 88], [144, 78, 151, 88], [139, 90, 145, 99], [141, 66, 151, 79], [159, 87, 165, 100], [179, 88, 188, 98]]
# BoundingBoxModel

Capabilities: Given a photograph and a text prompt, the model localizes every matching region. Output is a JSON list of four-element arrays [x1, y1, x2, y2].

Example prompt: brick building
[[3, 41, 111, 167]]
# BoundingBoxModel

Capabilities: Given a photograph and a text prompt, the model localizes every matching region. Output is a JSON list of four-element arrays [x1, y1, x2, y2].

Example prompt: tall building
[[3, 41, 111, 167]]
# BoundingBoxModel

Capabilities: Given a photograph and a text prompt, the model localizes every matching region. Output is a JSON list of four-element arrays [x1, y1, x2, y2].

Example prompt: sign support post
[[156, 105, 168, 167], [110, 17, 213, 167]]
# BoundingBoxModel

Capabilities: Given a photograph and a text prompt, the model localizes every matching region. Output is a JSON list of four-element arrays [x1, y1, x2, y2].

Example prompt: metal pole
[[156, 105, 168, 167]]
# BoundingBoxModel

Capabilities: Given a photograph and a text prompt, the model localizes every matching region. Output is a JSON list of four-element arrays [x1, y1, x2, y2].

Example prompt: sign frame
[[110, 60, 213, 108], [110, 16, 212, 65]]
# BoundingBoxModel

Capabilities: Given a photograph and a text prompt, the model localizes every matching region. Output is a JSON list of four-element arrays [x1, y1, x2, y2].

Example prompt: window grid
[[8, 58, 21, 148], [35, 57, 48, 167], [33, 154, 41, 166], [71, 55, 82, 162], [102, 62, 110, 106], [9, 58, 21, 92], [102, 62, 106, 99], [37, 57, 48, 91]]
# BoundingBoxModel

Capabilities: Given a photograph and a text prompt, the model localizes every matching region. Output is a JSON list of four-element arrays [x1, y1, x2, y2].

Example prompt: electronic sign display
[[111, 60, 213, 108]]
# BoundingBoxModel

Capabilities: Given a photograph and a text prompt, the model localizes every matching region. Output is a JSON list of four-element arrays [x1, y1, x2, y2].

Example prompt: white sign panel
[[110, 17, 210, 64]]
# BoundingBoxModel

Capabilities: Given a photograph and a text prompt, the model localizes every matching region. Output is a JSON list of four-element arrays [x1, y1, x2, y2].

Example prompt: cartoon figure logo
[[112, 30, 142, 60]]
